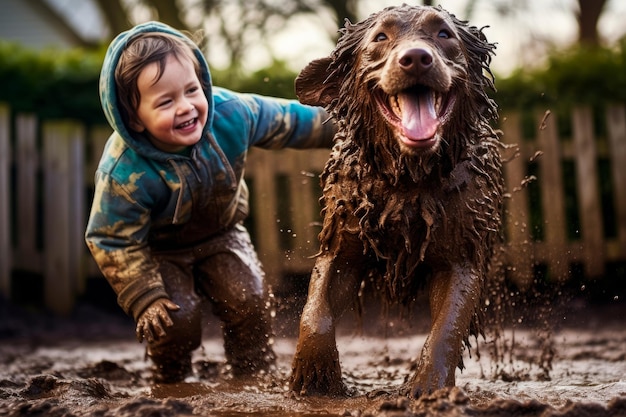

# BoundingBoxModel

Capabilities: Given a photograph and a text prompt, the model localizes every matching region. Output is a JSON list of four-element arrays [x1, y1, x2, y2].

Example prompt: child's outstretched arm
[[211, 88, 336, 151], [249, 94, 336, 150]]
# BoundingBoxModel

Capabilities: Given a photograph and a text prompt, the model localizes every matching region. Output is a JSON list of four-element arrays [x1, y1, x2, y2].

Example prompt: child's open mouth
[[176, 118, 197, 130]]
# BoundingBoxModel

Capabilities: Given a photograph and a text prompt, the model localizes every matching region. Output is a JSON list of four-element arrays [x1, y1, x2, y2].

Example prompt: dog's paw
[[398, 381, 424, 399], [401, 383, 470, 406], [400, 370, 450, 399], [289, 357, 347, 397]]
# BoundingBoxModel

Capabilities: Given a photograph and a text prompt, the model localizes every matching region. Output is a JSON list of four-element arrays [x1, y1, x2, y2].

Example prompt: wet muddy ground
[[1, 295, 625, 417]]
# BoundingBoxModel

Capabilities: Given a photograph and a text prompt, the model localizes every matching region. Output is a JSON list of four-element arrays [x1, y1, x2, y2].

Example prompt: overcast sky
[[47, 0, 626, 76], [261, 0, 626, 77]]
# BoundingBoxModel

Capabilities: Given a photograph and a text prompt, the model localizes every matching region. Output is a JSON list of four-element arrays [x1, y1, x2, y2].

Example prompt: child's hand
[[136, 298, 180, 343]]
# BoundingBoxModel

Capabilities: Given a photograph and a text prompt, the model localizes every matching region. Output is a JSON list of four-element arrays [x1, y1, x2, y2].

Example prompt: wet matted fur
[[290, 5, 504, 398]]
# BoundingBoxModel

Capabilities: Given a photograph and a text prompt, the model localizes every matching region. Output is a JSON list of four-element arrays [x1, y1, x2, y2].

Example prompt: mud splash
[[1, 301, 625, 417]]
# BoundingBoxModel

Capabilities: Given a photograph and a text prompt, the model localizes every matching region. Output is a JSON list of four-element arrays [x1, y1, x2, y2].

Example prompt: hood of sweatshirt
[[99, 21, 214, 162]]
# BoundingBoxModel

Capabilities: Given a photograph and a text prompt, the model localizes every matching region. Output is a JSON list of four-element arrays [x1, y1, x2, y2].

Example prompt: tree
[[151, 0, 189, 32], [577, 0, 608, 46], [93, 0, 131, 35], [96, 0, 356, 73], [95, 0, 615, 76], [466, 0, 610, 47]]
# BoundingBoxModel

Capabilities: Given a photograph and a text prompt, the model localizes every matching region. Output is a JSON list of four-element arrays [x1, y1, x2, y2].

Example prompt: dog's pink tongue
[[399, 91, 439, 141]]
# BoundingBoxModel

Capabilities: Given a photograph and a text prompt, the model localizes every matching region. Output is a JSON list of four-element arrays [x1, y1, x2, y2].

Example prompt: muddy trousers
[[148, 224, 276, 382]]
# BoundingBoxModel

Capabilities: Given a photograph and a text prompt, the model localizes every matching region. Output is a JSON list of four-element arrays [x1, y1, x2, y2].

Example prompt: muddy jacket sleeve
[[249, 94, 335, 149], [85, 169, 168, 320], [212, 89, 336, 151]]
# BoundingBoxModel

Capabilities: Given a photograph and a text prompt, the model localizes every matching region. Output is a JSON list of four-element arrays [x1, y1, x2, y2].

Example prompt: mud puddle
[[1, 301, 625, 416]]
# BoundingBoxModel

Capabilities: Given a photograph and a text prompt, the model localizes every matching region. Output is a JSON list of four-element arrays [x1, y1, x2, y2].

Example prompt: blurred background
[[0, 0, 625, 318]]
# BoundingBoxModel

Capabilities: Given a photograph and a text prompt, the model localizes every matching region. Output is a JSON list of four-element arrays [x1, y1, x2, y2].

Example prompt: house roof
[[0, 0, 108, 49]]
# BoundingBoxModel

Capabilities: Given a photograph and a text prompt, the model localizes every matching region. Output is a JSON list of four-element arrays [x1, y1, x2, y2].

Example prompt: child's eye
[[157, 99, 172, 108]]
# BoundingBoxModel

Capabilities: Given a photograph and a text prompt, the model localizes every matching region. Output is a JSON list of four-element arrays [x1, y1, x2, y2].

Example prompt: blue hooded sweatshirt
[[85, 22, 334, 319]]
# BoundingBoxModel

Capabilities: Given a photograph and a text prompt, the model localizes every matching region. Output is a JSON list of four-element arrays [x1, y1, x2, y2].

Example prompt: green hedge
[[1, 39, 625, 126], [493, 39, 626, 138], [0, 41, 300, 124], [0, 42, 106, 124], [211, 60, 298, 99], [494, 40, 626, 111]]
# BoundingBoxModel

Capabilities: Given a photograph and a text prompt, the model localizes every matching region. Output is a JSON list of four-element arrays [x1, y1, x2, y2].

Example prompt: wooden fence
[[1, 102, 625, 314], [501, 107, 626, 287]]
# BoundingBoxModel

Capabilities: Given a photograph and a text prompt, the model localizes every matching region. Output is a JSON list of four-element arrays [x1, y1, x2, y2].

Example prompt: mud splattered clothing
[[85, 21, 333, 379]]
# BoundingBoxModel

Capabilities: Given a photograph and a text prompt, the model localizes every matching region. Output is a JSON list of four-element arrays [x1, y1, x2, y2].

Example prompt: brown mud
[[1, 296, 625, 417]]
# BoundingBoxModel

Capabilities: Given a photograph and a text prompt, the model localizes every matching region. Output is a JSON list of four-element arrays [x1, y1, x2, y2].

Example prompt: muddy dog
[[289, 5, 504, 398]]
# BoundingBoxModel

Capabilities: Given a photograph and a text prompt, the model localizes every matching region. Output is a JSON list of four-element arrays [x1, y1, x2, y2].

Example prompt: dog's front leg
[[289, 252, 360, 396], [405, 265, 482, 398]]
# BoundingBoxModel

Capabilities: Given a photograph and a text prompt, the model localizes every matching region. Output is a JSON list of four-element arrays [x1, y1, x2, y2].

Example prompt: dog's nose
[[398, 48, 433, 74]]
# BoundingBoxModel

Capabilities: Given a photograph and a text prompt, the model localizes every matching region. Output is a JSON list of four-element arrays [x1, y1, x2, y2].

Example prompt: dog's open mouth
[[375, 86, 455, 148]]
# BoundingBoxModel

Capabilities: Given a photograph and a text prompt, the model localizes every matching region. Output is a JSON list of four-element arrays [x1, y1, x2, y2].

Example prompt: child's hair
[[115, 31, 203, 129]]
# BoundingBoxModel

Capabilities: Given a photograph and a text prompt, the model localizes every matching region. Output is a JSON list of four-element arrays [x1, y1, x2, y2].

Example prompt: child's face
[[130, 54, 208, 153]]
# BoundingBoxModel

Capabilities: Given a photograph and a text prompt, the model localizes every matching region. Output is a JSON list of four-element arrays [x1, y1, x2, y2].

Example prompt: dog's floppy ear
[[295, 57, 338, 107], [448, 11, 498, 122]]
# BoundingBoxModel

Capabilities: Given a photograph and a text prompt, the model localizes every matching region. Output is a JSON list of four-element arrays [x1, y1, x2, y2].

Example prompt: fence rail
[[1, 102, 625, 314]]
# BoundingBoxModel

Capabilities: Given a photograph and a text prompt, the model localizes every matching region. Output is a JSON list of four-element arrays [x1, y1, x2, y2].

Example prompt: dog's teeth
[[392, 95, 402, 116], [434, 93, 444, 114]]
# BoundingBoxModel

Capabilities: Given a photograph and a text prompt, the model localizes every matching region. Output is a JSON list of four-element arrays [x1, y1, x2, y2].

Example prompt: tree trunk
[[326, 0, 358, 28], [94, 0, 130, 36], [577, 0, 607, 46], [151, 0, 191, 31]]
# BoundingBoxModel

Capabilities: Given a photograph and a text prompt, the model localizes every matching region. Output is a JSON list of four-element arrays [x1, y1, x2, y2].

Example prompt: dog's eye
[[438, 29, 452, 39], [374, 32, 388, 42]]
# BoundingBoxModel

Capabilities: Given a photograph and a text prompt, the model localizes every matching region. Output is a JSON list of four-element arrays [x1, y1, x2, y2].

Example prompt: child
[[85, 21, 334, 383]]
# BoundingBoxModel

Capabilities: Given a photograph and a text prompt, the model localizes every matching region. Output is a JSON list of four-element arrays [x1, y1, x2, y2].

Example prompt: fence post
[[83, 126, 111, 278], [286, 150, 320, 270], [572, 107, 604, 277], [0, 104, 10, 298], [246, 150, 282, 288], [607, 105, 626, 260], [501, 112, 534, 288], [69, 122, 86, 295], [536, 110, 569, 281], [42, 121, 85, 314], [15, 114, 40, 270]]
